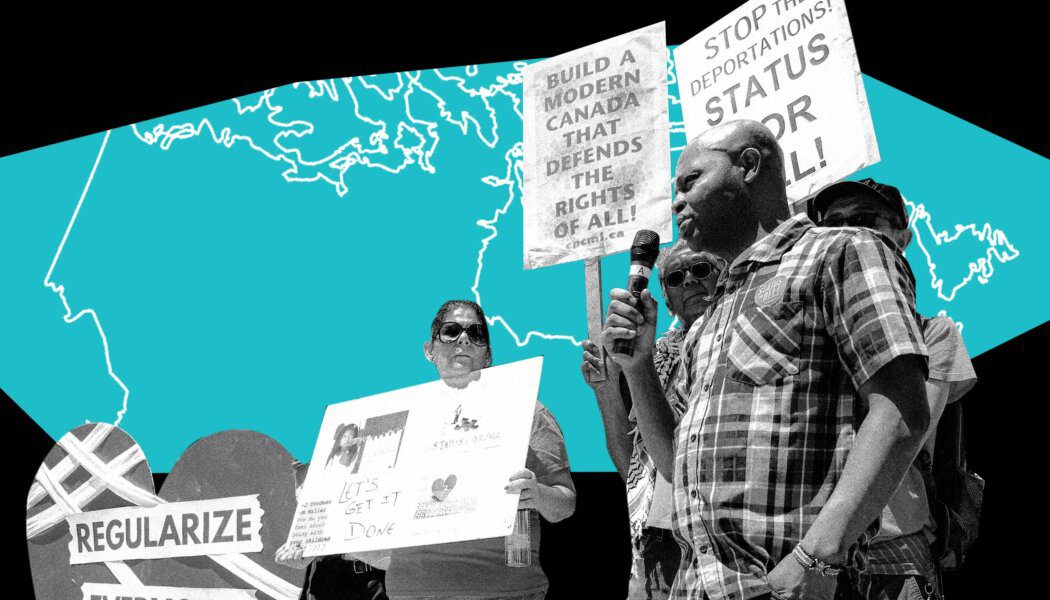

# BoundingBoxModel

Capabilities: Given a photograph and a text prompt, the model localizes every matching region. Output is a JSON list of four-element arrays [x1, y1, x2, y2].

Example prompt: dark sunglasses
[[663, 262, 718, 288], [436, 322, 489, 346], [819, 213, 890, 229]]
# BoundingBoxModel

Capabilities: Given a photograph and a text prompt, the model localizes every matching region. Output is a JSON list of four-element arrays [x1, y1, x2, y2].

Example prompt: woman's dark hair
[[430, 300, 493, 361], [325, 423, 359, 467]]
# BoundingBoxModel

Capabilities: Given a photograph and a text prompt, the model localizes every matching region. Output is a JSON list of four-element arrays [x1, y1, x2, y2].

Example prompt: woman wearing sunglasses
[[379, 299, 576, 600], [421, 301, 494, 390], [581, 240, 723, 600], [278, 300, 575, 600]]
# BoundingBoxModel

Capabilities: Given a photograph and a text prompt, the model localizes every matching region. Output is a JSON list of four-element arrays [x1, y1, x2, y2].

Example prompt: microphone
[[612, 229, 660, 356]]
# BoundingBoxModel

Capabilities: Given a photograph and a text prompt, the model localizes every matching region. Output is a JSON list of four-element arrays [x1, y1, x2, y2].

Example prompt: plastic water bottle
[[505, 508, 531, 567]]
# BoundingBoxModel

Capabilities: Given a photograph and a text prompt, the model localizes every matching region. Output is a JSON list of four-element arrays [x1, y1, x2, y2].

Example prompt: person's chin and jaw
[[444, 353, 479, 376], [429, 345, 489, 387], [676, 288, 709, 321]]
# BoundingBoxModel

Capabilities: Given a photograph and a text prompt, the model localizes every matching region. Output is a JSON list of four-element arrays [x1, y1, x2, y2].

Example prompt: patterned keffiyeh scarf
[[624, 327, 689, 576]]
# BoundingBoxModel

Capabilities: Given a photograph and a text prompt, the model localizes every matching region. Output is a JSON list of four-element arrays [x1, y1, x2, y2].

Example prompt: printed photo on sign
[[415, 473, 476, 519], [325, 422, 365, 472], [360, 411, 409, 471], [323, 411, 409, 475]]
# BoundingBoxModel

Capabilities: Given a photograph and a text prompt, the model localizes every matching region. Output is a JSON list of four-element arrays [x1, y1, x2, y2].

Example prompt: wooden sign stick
[[584, 257, 607, 382]]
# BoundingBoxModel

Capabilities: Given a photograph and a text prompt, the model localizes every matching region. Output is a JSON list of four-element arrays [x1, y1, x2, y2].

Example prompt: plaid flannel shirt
[[669, 214, 928, 600], [861, 531, 934, 577], [625, 328, 690, 571]]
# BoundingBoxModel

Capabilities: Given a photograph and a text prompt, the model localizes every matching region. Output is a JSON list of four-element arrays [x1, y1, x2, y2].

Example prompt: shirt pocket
[[726, 301, 803, 386]]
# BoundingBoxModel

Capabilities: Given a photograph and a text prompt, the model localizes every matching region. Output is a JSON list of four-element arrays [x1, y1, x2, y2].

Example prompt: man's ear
[[898, 227, 914, 251], [423, 341, 435, 362], [484, 348, 492, 368], [739, 147, 763, 184]]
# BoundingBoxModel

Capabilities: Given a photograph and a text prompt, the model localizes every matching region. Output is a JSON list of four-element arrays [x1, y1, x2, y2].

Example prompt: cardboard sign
[[27, 425, 302, 600], [27, 423, 158, 600], [142, 430, 302, 600], [674, 0, 879, 201], [82, 582, 257, 600], [523, 22, 672, 269], [287, 357, 542, 556]]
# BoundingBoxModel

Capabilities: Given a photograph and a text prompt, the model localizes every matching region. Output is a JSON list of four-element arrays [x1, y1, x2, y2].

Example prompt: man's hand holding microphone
[[603, 229, 661, 373], [596, 231, 678, 479]]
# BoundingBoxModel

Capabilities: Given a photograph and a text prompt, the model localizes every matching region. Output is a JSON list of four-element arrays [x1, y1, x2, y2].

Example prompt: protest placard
[[674, 0, 879, 202], [286, 357, 542, 556], [67, 495, 264, 564], [522, 22, 672, 269], [82, 582, 257, 600], [29, 425, 302, 600]]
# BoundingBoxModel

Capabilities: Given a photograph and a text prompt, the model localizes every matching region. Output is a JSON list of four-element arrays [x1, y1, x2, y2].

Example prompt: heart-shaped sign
[[26, 422, 156, 600], [430, 473, 458, 502], [27, 425, 304, 600], [137, 430, 302, 599]]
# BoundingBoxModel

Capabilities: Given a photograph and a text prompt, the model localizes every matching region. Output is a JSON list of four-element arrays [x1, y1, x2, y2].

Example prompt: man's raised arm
[[580, 340, 633, 480], [603, 288, 678, 480]]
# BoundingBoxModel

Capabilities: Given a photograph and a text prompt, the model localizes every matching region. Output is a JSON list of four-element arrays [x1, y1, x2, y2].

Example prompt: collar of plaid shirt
[[729, 213, 814, 273], [668, 212, 927, 600]]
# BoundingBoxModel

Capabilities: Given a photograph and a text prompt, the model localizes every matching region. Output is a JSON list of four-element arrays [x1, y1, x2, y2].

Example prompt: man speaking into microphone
[[603, 120, 931, 600]]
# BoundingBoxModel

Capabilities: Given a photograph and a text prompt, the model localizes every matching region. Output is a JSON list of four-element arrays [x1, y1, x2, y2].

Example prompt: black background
[[5, 4, 1044, 598]]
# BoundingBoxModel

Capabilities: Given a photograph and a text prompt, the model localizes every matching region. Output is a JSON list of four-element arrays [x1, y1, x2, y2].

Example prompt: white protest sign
[[523, 22, 672, 269], [66, 495, 263, 564], [674, 0, 878, 201], [82, 582, 258, 600], [287, 357, 542, 556]]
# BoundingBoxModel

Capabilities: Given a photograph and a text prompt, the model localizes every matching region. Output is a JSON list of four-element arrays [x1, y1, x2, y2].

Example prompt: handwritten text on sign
[[674, 0, 879, 201]]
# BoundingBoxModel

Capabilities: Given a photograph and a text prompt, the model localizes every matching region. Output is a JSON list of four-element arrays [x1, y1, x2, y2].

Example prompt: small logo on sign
[[754, 276, 786, 307]]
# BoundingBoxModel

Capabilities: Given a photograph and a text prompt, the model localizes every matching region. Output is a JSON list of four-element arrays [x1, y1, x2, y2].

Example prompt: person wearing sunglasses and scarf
[[581, 240, 723, 600], [379, 299, 576, 600]]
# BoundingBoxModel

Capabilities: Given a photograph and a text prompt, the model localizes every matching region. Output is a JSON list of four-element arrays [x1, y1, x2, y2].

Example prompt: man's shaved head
[[694, 120, 785, 172], [672, 120, 789, 261]]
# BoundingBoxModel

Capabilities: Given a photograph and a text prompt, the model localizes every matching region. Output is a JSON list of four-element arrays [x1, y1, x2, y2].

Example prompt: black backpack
[[921, 401, 985, 570]]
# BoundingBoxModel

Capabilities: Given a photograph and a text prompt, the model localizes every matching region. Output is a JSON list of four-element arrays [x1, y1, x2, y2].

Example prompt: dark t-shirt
[[300, 556, 386, 600], [384, 402, 571, 597]]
